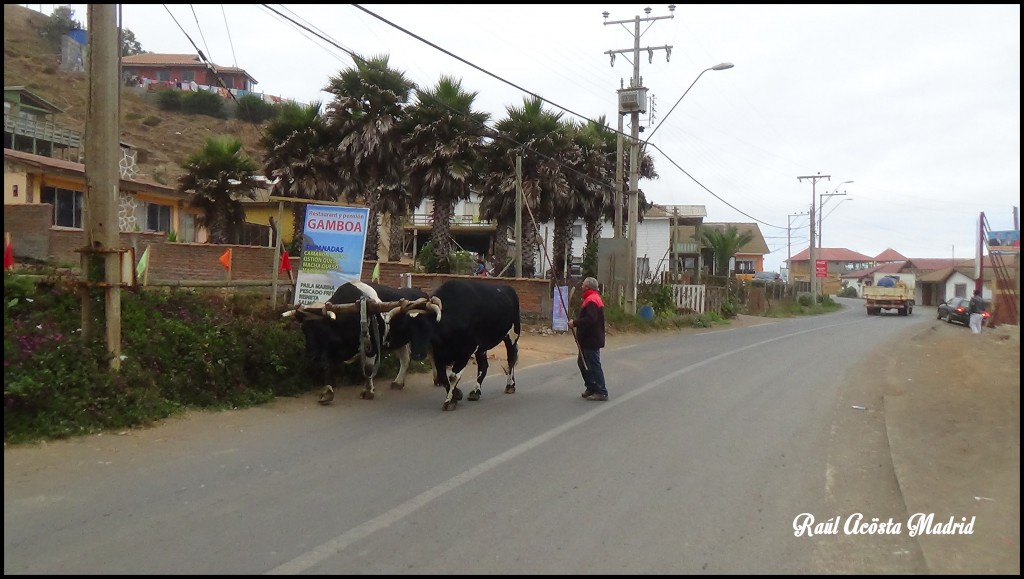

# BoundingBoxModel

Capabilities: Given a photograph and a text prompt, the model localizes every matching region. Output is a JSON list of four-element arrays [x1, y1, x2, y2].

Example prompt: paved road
[[4, 299, 1018, 574]]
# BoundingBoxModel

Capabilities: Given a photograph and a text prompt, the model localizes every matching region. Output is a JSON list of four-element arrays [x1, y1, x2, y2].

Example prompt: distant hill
[[3, 3, 265, 186]]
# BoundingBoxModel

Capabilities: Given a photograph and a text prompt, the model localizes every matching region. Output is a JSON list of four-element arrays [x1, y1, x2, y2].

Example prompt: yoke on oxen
[[281, 295, 441, 403]]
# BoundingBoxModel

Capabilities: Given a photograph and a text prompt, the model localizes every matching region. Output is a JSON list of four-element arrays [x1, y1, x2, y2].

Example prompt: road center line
[[267, 318, 863, 574]]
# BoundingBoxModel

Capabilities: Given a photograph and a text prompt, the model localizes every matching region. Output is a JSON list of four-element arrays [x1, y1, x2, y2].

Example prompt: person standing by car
[[968, 289, 985, 334], [567, 277, 608, 401]]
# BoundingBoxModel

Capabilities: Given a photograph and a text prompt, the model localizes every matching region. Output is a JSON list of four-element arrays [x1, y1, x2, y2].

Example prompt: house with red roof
[[787, 247, 874, 295]]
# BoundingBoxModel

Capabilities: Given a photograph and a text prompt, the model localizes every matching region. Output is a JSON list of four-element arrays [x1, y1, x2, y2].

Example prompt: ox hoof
[[504, 385, 516, 394], [359, 390, 376, 400], [318, 389, 335, 405], [442, 401, 458, 411], [468, 390, 481, 402], [390, 381, 405, 390], [453, 388, 464, 401]]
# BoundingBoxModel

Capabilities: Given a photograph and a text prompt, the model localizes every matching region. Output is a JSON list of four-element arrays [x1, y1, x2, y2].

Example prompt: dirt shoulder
[[513, 313, 774, 368]]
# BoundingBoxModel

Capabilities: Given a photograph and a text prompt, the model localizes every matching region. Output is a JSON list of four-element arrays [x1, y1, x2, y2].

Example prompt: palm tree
[[700, 225, 754, 277], [550, 118, 613, 281], [178, 136, 260, 244], [259, 100, 342, 245], [323, 54, 416, 261], [479, 96, 569, 278], [579, 116, 617, 247], [403, 75, 490, 273]]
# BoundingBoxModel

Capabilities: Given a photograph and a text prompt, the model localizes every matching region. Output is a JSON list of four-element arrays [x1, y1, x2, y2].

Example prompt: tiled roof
[[789, 247, 875, 262], [122, 53, 204, 66], [874, 247, 907, 261], [918, 267, 960, 283], [905, 257, 972, 271], [121, 53, 254, 78]]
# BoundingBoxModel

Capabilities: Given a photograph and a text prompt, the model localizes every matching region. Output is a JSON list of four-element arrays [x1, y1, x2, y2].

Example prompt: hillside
[[3, 4, 265, 186]]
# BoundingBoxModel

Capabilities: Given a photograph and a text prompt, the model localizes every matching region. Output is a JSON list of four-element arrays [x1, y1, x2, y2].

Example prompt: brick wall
[[4, 203, 52, 262], [5, 203, 552, 319], [407, 274, 554, 321]]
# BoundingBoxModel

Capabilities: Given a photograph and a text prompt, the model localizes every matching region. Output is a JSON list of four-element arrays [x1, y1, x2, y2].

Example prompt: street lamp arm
[[644, 62, 733, 143]]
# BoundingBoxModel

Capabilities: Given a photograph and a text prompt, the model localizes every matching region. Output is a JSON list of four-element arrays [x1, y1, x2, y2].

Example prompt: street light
[[624, 62, 733, 313], [644, 62, 734, 143], [818, 180, 852, 248]]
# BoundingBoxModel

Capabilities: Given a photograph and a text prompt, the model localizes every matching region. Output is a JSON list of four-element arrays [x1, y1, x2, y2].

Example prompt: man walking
[[968, 289, 985, 334], [568, 277, 608, 401]]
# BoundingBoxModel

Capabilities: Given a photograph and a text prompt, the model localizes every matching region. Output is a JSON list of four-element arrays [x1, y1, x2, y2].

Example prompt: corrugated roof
[[4, 85, 64, 114], [4, 147, 180, 196]]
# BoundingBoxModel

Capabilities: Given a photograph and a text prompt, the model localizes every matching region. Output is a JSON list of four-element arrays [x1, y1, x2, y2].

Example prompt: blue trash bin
[[639, 305, 655, 320]]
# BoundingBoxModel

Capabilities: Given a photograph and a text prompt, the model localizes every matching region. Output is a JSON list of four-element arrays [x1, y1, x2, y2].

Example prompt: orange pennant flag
[[219, 248, 232, 271]]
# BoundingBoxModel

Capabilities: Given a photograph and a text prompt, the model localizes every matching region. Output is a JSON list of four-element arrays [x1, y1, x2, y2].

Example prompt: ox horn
[[385, 297, 428, 320], [427, 296, 442, 322]]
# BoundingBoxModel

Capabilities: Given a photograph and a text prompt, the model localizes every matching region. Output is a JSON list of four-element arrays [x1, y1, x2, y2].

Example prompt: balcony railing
[[4, 114, 82, 149], [406, 214, 492, 227]]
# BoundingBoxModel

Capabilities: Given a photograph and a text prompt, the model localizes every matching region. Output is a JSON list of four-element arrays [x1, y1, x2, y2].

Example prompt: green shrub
[[637, 282, 675, 315], [837, 285, 858, 298], [720, 299, 738, 318], [235, 94, 279, 123], [156, 89, 182, 111], [4, 275, 311, 444], [181, 90, 225, 118]]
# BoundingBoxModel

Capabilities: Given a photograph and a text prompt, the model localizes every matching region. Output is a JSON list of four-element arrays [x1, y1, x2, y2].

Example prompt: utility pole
[[817, 180, 852, 247], [83, 4, 123, 369], [603, 5, 674, 314], [798, 173, 830, 303], [787, 211, 807, 279]]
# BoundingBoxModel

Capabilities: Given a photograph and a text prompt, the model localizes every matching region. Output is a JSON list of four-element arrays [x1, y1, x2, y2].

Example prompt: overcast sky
[[38, 4, 1021, 273]]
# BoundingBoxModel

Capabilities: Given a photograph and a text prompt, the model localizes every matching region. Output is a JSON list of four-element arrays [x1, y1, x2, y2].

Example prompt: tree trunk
[[430, 201, 454, 273], [522, 218, 538, 278], [364, 203, 380, 261], [492, 218, 511, 277], [551, 216, 571, 282], [387, 212, 405, 262]]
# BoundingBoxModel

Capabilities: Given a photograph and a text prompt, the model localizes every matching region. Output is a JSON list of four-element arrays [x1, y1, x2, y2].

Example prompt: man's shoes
[[581, 390, 593, 398], [584, 393, 609, 401]]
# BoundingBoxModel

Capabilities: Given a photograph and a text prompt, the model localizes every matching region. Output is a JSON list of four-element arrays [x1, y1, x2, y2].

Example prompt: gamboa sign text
[[293, 204, 369, 305]]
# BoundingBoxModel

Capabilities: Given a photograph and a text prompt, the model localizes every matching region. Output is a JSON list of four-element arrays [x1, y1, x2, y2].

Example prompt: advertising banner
[[987, 229, 1019, 254], [552, 285, 569, 332], [293, 204, 369, 305]]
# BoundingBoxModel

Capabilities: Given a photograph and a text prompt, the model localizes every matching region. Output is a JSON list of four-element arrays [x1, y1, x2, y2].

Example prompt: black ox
[[282, 281, 440, 404], [399, 278, 521, 411]]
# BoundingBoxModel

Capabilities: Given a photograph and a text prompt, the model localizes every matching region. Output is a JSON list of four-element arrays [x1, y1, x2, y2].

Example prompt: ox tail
[[508, 295, 521, 370]]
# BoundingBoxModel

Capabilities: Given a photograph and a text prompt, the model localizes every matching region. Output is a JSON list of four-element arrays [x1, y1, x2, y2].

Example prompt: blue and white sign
[[552, 285, 569, 332], [293, 204, 369, 305]]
